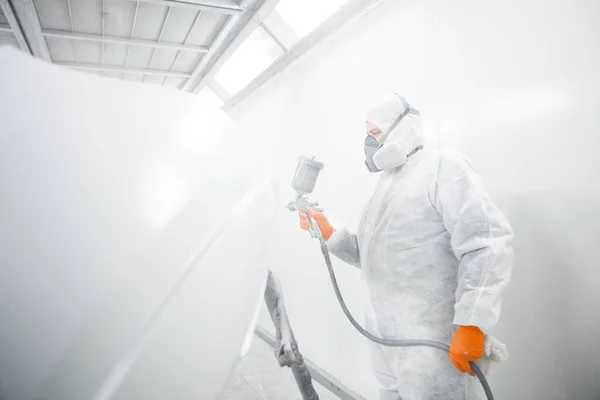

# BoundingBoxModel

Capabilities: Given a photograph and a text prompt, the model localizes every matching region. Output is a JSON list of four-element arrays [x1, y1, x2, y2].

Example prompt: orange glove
[[298, 209, 335, 241], [448, 326, 485, 376]]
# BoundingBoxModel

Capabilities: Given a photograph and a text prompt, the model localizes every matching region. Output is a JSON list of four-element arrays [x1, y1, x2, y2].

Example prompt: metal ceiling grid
[[0, 0, 265, 91], [2, 0, 377, 106]]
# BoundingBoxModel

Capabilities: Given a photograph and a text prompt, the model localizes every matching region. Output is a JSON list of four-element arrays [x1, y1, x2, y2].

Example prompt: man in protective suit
[[299, 94, 514, 400]]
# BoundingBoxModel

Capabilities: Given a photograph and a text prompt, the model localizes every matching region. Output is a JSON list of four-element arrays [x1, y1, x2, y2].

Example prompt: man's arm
[[327, 228, 361, 269], [434, 154, 514, 332], [300, 209, 363, 269]]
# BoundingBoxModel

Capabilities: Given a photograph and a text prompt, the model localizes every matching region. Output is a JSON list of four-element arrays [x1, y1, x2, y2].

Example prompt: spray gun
[[286, 155, 325, 240]]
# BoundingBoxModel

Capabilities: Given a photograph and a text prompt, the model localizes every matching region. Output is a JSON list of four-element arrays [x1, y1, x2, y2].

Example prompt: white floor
[[217, 337, 339, 400]]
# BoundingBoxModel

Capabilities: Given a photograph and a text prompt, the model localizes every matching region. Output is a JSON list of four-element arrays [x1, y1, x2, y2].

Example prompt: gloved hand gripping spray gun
[[287, 156, 326, 242], [286, 155, 496, 400]]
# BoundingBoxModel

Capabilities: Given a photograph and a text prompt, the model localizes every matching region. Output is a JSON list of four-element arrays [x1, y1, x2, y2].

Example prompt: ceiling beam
[[42, 29, 209, 53], [54, 62, 192, 78], [182, 0, 280, 93], [0, 23, 12, 32], [7, 0, 51, 61], [129, 0, 243, 14], [0, 0, 30, 53]]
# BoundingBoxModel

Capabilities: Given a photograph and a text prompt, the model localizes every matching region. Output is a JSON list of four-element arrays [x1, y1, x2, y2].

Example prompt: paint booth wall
[[227, 0, 600, 399]]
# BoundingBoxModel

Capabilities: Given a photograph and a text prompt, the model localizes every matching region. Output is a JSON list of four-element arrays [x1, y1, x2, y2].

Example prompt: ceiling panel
[[34, 0, 70, 31], [173, 51, 203, 73], [187, 12, 229, 46], [45, 36, 77, 62], [75, 40, 102, 64], [0, 34, 18, 50], [157, 6, 198, 44], [104, 0, 137, 37], [131, 2, 169, 41], [125, 45, 153, 68], [102, 41, 129, 65], [146, 47, 178, 70], [70, 0, 103, 34]]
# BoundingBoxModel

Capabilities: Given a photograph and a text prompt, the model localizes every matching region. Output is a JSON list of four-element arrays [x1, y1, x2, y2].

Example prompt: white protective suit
[[327, 95, 514, 400]]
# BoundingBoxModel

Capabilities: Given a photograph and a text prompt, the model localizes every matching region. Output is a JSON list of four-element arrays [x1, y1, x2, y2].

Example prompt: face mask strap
[[378, 94, 419, 145], [407, 145, 424, 158]]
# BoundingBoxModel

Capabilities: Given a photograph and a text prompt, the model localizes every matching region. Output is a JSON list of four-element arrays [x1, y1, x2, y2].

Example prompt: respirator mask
[[364, 95, 420, 173]]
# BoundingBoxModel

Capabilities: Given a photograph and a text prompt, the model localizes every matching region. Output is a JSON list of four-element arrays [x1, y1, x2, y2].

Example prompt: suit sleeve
[[327, 228, 361, 269], [326, 208, 367, 269], [434, 155, 514, 332]]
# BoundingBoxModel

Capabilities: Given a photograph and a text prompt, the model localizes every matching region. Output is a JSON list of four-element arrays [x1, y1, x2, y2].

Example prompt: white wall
[[228, 0, 600, 398], [0, 48, 279, 400]]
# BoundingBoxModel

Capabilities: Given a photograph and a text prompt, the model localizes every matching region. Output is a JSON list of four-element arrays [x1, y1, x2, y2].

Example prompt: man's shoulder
[[436, 149, 475, 171], [421, 149, 476, 179]]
